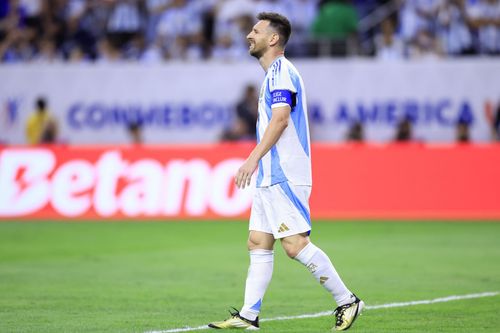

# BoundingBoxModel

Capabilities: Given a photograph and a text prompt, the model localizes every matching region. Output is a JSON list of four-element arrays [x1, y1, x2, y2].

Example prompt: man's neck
[[258, 49, 285, 72]]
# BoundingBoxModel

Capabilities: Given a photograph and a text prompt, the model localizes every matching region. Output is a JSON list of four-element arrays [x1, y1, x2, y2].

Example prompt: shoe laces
[[333, 303, 352, 326], [228, 307, 241, 319], [226, 307, 257, 326]]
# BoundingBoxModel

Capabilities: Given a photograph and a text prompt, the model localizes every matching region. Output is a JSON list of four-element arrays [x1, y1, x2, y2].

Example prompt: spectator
[[310, 0, 358, 56], [455, 97, 473, 143], [493, 101, 500, 140], [83, 1, 115, 57], [456, 98, 473, 142], [106, 0, 142, 52], [375, 17, 404, 60], [95, 37, 122, 63], [145, 0, 171, 44], [456, 118, 470, 142], [213, 0, 255, 61], [221, 84, 258, 141], [32, 36, 61, 63], [67, 43, 91, 63], [346, 121, 364, 142], [437, 0, 474, 55], [0, 0, 33, 62], [156, 0, 203, 60], [61, 0, 107, 62], [127, 120, 143, 144], [19, 0, 42, 34], [407, 26, 444, 59], [41, 0, 69, 55], [394, 117, 413, 142], [466, 0, 500, 55], [25, 97, 58, 144], [194, 0, 218, 58], [138, 34, 165, 63], [212, 31, 248, 60], [399, 0, 441, 44], [212, 13, 252, 61], [0, 30, 35, 62]]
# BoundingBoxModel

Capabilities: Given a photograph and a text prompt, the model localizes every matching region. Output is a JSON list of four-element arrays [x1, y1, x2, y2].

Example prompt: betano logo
[[0, 149, 252, 218]]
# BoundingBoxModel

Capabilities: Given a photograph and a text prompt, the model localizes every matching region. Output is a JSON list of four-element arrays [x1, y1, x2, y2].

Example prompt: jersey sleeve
[[269, 60, 297, 109]]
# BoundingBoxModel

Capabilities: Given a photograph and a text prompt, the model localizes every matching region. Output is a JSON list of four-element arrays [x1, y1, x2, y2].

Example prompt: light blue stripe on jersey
[[265, 80, 273, 120], [290, 70, 310, 157], [257, 81, 273, 187], [270, 146, 287, 184], [279, 182, 311, 225]]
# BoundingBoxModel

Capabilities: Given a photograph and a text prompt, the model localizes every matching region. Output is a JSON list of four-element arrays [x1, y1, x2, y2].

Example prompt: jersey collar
[[266, 55, 285, 73]]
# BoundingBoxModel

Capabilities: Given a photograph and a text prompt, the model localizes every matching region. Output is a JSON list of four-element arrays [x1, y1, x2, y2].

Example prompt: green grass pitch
[[0, 221, 499, 333]]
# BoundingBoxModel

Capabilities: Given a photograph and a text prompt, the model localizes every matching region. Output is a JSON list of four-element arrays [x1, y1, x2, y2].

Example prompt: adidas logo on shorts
[[278, 223, 290, 233]]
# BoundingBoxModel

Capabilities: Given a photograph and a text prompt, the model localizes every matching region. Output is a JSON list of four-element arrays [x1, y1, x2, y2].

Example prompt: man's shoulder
[[269, 58, 300, 80]]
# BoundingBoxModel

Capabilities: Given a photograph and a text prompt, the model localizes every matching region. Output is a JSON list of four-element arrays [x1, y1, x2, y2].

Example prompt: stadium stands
[[1, 0, 499, 63]]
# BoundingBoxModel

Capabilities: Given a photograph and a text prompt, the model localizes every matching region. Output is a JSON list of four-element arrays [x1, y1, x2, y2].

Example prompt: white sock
[[294, 242, 354, 306], [240, 249, 274, 321]]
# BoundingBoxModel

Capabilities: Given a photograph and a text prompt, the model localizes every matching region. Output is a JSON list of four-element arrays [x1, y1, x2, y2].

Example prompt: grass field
[[0, 221, 499, 333]]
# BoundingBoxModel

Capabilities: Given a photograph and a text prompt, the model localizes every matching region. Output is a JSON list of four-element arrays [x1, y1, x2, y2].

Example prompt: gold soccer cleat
[[333, 295, 364, 331], [208, 308, 259, 330]]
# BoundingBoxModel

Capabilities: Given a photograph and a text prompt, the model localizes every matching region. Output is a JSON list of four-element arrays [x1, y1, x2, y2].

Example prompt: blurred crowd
[[378, 0, 500, 60], [1, 0, 499, 64]]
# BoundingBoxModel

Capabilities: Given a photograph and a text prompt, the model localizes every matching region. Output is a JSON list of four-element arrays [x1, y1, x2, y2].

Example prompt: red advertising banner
[[312, 143, 500, 219], [1, 144, 499, 220]]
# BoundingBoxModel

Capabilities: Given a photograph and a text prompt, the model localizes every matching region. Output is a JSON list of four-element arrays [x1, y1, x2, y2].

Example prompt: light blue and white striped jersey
[[256, 56, 312, 188]]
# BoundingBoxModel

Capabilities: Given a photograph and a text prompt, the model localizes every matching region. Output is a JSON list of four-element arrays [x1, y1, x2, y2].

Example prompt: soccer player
[[208, 12, 364, 331]]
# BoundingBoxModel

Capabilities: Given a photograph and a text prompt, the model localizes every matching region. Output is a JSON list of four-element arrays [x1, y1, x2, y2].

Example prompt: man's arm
[[235, 105, 290, 189]]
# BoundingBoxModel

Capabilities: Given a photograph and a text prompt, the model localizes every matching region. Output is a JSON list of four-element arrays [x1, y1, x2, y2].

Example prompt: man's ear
[[269, 32, 280, 47]]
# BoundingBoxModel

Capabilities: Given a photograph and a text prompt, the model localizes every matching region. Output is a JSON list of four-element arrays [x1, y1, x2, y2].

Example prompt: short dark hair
[[36, 97, 46, 110], [257, 12, 291, 47], [128, 120, 142, 132]]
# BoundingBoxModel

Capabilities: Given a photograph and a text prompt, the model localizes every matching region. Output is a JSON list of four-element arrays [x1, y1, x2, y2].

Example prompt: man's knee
[[281, 234, 310, 258], [247, 237, 260, 251], [247, 231, 275, 251]]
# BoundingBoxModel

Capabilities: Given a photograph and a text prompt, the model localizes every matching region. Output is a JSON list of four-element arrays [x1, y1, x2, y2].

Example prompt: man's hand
[[235, 157, 258, 189], [235, 105, 290, 189]]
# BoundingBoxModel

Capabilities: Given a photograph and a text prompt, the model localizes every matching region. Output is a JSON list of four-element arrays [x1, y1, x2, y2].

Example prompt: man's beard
[[249, 45, 264, 59]]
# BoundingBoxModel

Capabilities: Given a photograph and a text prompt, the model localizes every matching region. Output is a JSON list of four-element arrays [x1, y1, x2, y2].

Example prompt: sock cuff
[[294, 242, 318, 264], [249, 249, 274, 263]]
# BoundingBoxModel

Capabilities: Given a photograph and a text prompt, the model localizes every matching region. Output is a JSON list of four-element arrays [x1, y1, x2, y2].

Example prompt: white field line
[[145, 291, 499, 333]]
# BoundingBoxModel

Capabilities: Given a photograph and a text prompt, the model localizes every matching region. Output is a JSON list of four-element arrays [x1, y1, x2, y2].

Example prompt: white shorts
[[249, 181, 312, 239]]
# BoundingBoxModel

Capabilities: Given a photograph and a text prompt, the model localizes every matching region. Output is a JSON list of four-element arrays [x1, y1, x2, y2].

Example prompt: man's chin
[[249, 49, 262, 59]]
